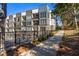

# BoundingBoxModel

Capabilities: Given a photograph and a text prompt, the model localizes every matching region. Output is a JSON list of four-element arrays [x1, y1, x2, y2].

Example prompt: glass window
[[40, 19, 46, 25], [0, 27, 1, 32], [26, 16, 31, 19], [33, 20, 39, 25], [40, 12, 46, 18], [41, 20, 43, 25], [14, 18, 16, 22], [16, 17, 20, 22], [26, 22, 31, 25], [22, 22, 26, 26], [22, 16, 26, 21], [17, 18, 19, 22], [33, 13, 39, 19], [0, 4, 2, 10], [26, 27, 32, 31]]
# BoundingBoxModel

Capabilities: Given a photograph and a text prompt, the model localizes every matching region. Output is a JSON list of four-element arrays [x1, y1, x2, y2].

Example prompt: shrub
[[48, 32, 54, 37], [46, 34, 49, 38], [32, 33, 53, 45], [56, 26, 62, 30], [38, 34, 48, 42], [32, 39, 40, 45]]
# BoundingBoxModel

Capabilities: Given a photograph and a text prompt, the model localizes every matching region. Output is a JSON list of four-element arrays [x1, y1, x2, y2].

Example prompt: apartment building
[[5, 5, 56, 45]]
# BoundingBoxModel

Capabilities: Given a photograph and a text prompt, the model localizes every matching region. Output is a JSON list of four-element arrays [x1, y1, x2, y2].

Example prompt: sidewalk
[[21, 30, 64, 56]]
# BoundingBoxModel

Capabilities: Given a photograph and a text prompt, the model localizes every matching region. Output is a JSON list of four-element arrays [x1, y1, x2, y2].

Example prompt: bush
[[48, 32, 54, 37], [32, 33, 54, 45], [38, 34, 48, 42], [32, 39, 40, 45], [56, 26, 62, 30]]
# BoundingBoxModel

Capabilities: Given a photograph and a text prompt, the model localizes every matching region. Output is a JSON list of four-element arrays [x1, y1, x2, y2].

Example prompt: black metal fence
[[4, 29, 51, 49], [0, 3, 7, 55]]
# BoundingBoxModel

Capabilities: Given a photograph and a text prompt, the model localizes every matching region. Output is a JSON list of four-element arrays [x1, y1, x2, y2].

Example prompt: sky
[[7, 3, 56, 16], [56, 15, 63, 26]]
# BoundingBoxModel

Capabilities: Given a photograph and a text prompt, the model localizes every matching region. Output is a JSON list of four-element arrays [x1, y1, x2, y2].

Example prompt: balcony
[[32, 13, 39, 19], [33, 20, 39, 25], [22, 16, 26, 22], [21, 22, 26, 27], [21, 27, 26, 31]]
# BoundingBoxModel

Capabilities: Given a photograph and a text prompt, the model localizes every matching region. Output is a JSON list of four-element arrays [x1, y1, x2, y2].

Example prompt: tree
[[73, 3, 79, 31], [52, 3, 79, 30]]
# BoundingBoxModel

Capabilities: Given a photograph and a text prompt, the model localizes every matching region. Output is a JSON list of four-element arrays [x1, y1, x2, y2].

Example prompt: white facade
[[5, 5, 56, 41]]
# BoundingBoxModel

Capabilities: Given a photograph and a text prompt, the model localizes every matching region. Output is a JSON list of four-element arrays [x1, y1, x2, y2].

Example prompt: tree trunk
[[74, 7, 78, 31]]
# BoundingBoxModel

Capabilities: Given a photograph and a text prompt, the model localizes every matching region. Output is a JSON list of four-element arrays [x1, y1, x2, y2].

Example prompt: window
[[0, 27, 1, 32], [33, 27, 38, 31], [22, 22, 26, 26], [33, 20, 39, 25], [40, 20, 42, 25], [26, 27, 32, 31], [22, 16, 26, 21], [26, 16, 31, 19], [47, 12, 49, 18], [14, 18, 16, 22], [0, 19, 2, 21], [43, 19, 47, 25], [7, 29, 9, 32], [26, 22, 31, 25], [7, 24, 9, 27], [39, 19, 46, 25], [17, 18, 19, 22], [40, 12, 46, 18], [0, 4, 2, 10], [16, 17, 20, 22], [33, 13, 39, 19], [21, 27, 26, 31], [9, 23, 14, 27], [41, 20, 43, 25], [7, 19, 9, 23]]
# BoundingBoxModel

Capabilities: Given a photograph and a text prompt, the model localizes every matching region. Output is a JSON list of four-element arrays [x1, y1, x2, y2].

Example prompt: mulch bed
[[57, 33, 79, 56], [6, 43, 36, 56]]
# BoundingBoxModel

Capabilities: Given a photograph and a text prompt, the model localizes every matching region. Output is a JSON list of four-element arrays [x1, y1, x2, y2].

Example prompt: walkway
[[21, 30, 64, 56]]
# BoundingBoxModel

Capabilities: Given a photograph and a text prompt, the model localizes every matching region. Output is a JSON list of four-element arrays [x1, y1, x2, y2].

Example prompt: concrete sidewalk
[[21, 30, 64, 56]]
